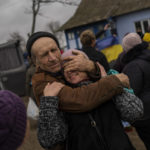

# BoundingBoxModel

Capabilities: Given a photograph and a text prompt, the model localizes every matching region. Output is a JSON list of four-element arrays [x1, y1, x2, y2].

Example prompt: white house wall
[[116, 9, 150, 43], [69, 39, 76, 49]]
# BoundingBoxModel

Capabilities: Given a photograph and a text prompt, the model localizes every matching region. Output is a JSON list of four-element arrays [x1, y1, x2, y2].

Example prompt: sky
[[0, 0, 81, 43]]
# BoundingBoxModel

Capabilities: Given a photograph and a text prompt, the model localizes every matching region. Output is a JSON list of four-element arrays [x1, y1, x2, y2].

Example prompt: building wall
[[65, 8, 150, 49], [116, 8, 150, 43], [65, 22, 107, 49]]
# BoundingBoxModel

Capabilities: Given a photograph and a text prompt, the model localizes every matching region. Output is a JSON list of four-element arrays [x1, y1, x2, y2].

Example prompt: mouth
[[48, 63, 60, 69]]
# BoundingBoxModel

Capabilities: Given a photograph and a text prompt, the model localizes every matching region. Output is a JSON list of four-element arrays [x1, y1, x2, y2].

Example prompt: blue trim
[[64, 21, 110, 49], [65, 32, 70, 49], [74, 31, 79, 49]]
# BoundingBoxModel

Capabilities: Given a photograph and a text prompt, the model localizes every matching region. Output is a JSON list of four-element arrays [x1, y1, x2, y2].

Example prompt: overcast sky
[[0, 0, 80, 43]]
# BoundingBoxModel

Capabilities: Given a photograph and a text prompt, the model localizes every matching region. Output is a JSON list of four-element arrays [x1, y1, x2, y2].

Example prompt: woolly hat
[[61, 49, 89, 60], [0, 90, 27, 150], [26, 31, 60, 57], [122, 32, 142, 52]]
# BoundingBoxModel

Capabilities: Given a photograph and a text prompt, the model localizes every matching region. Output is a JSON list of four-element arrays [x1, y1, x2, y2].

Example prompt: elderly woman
[[114, 32, 150, 150]]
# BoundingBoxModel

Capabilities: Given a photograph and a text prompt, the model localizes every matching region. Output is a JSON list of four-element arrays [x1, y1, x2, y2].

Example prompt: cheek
[[37, 57, 48, 66], [56, 51, 61, 60], [64, 73, 70, 81]]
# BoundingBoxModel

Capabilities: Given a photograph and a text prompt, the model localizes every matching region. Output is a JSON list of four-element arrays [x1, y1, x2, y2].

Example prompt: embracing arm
[[58, 75, 123, 112], [113, 89, 144, 123], [33, 73, 124, 112], [38, 83, 67, 150], [33, 50, 126, 112], [38, 96, 67, 150]]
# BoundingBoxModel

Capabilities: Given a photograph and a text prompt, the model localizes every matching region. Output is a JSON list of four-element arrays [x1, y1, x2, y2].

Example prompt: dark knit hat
[[0, 90, 27, 150], [26, 31, 60, 57]]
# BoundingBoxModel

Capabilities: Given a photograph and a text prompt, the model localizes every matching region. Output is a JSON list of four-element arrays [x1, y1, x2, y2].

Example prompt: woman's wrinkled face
[[64, 71, 88, 84]]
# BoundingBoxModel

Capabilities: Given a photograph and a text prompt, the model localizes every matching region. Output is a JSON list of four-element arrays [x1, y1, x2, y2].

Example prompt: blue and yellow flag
[[96, 36, 123, 62]]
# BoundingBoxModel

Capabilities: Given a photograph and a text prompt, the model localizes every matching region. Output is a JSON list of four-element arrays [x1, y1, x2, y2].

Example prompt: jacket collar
[[36, 66, 63, 77], [122, 42, 149, 64]]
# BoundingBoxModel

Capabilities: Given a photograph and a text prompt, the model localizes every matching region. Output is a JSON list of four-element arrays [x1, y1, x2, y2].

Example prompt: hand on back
[[43, 82, 64, 97]]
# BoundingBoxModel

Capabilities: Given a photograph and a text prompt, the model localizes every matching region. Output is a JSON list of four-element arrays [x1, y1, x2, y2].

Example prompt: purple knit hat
[[0, 90, 27, 150]]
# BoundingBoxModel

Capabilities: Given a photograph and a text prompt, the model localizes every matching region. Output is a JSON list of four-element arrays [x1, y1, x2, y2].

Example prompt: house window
[[68, 32, 75, 40], [96, 25, 105, 39], [135, 19, 150, 34]]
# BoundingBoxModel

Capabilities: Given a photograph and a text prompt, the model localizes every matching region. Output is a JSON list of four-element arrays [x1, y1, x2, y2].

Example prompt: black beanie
[[26, 31, 60, 57]]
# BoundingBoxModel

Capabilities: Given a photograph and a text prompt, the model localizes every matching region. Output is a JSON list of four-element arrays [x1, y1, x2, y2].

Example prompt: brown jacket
[[32, 67, 123, 113]]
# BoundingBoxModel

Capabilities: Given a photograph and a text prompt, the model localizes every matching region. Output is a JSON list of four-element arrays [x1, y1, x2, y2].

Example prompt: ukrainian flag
[[143, 33, 150, 43], [96, 36, 123, 63]]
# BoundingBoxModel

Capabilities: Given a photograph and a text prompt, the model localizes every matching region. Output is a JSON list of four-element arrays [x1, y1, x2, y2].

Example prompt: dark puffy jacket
[[66, 82, 135, 150], [116, 42, 150, 120], [114, 42, 150, 149], [67, 101, 135, 150], [82, 46, 110, 72]]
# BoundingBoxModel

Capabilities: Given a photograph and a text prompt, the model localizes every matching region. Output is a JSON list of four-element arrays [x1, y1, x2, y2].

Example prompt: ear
[[31, 55, 36, 65], [91, 39, 96, 47]]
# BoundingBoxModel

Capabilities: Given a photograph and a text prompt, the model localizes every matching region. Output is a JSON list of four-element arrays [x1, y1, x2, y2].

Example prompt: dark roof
[[0, 40, 20, 49], [60, 0, 150, 30]]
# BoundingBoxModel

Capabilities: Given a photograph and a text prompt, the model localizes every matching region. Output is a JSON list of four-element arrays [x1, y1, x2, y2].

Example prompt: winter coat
[[116, 42, 150, 121], [113, 51, 126, 73], [38, 81, 141, 150], [114, 42, 150, 149], [82, 46, 110, 72], [66, 81, 136, 150]]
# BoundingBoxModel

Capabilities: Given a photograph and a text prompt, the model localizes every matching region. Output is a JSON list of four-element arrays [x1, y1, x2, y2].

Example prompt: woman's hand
[[96, 62, 107, 77], [43, 82, 65, 97]]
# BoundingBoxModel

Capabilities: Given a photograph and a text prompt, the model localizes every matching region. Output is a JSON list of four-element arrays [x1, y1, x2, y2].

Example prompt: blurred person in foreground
[[0, 90, 29, 150]]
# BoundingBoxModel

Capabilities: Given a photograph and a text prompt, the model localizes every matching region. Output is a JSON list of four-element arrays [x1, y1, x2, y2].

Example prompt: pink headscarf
[[61, 49, 89, 60]]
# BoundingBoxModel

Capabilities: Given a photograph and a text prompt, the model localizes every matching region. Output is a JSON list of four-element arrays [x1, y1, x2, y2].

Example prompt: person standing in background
[[80, 29, 110, 72], [114, 32, 150, 150]]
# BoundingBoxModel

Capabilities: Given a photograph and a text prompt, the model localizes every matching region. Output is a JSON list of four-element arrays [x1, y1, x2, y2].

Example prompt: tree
[[47, 21, 65, 48], [8, 32, 25, 42], [8, 32, 26, 52], [29, 0, 78, 35]]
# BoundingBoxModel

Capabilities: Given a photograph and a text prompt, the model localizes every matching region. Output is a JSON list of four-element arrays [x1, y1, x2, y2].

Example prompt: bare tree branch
[[47, 21, 65, 47], [27, 0, 79, 35], [8, 32, 26, 52], [39, 0, 78, 6]]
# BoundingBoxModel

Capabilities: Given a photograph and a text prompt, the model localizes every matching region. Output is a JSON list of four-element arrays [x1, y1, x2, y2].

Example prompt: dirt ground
[[19, 97, 146, 150]]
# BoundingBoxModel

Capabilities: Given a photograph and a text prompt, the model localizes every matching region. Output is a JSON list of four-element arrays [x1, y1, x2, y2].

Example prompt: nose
[[48, 51, 56, 61]]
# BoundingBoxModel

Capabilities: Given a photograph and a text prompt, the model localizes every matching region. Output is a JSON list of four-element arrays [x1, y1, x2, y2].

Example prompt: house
[[0, 40, 26, 96], [60, 0, 150, 49]]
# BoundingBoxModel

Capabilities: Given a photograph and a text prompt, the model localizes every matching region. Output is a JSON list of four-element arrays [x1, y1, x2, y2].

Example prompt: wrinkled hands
[[115, 73, 130, 88], [43, 82, 64, 97], [96, 62, 107, 77], [62, 50, 95, 73]]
